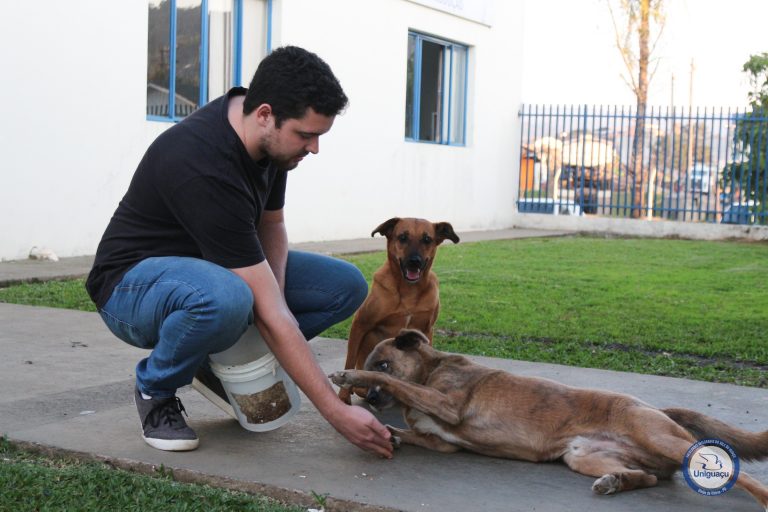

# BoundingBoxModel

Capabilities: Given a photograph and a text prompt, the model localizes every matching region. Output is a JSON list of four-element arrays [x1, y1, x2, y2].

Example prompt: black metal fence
[[517, 105, 768, 225]]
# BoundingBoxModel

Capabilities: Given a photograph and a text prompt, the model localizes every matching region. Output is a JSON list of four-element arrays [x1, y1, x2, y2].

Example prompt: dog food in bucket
[[209, 327, 301, 432], [232, 381, 292, 424]]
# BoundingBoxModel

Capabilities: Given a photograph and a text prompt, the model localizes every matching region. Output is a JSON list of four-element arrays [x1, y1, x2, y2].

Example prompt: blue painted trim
[[404, 33, 416, 140], [199, 0, 209, 105], [405, 138, 457, 146], [412, 34, 422, 140], [460, 46, 468, 146], [266, 0, 273, 53], [446, 45, 454, 144], [234, 0, 243, 85], [168, 0, 178, 119], [146, 115, 176, 123]]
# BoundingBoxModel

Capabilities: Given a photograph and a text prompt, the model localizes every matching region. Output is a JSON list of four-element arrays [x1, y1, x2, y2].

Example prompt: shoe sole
[[192, 377, 237, 419], [142, 434, 199, 452]]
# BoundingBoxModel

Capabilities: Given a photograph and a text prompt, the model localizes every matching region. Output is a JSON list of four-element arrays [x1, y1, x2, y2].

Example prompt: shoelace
[[145, 397, 189, 429]]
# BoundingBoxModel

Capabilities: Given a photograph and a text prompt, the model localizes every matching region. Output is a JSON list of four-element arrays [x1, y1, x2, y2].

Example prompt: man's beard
[[260, 141, 303, 171], [273, 157, 300, 171]]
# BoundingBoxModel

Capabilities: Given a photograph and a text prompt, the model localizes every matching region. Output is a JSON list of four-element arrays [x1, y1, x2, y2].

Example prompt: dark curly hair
[[243, 46, 348, 127]]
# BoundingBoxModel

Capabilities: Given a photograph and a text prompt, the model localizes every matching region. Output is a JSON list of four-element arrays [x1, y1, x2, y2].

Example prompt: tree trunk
[[630, 0, 651, 218]]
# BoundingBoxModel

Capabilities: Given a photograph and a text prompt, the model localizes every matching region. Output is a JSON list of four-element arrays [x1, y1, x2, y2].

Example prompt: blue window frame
[[146, 0, 272, 122], [405, 31, 469, 145]]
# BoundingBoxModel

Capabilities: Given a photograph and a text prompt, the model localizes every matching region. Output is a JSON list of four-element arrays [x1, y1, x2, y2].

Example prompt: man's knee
[[203, 272, 253, 334], [338, 261, 368, 314]]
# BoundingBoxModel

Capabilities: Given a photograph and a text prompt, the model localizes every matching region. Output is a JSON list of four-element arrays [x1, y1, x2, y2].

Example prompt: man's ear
[[253, 103, 273, 126], [372, 217, 401, 239], [395, 329, 428, 350], [434, 222, 460, 245]]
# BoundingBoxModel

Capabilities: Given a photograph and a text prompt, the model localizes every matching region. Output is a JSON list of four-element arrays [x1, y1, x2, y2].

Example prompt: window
[[146, 0, 271, 121], [405, 32, 468, 145]]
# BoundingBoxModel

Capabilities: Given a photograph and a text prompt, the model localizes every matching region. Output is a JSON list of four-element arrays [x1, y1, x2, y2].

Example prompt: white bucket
[[209, 326, 301, 432]]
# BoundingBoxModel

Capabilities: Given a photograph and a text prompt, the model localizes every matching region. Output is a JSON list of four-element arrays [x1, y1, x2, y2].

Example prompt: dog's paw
[[385, 425, 403, 449], [592, 474, 621, 495], [329, 371, 355, 388], [337, 386, 353, 404]]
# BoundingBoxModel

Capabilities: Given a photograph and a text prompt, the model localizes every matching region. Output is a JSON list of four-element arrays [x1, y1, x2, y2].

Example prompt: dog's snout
[[407, 253, 423, 267], [366, 387, 380, 405], [365, 385, 394, 410], [401, 252, 426, 283]]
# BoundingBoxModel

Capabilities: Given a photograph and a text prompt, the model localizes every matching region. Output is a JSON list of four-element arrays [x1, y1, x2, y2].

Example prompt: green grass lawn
[[0, 438, 305, 512], [331, 236, 768, 387], [2, 235, 766, 386]]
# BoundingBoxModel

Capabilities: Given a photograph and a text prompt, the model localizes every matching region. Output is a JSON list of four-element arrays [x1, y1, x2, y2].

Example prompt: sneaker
[[192, 364, 236, 419], [134, 386, 199, 451]]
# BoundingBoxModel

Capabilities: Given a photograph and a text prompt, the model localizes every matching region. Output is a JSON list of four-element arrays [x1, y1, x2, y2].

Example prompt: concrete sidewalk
[[1, 228, 767, 511]]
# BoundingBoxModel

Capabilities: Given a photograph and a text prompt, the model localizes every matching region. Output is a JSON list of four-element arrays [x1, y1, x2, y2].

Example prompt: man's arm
[[257, 209, 289, 293], [229, 261, 393, 458]]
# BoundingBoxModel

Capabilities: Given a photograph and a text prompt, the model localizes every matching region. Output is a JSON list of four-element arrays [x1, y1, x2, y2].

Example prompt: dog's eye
[[377, 361, 390, 371], [397, 233, 408, 243], [422, 235, 433, 244]]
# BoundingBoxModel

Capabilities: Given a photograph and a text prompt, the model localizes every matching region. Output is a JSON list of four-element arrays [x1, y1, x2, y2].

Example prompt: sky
[[520, 0, 768, 108]]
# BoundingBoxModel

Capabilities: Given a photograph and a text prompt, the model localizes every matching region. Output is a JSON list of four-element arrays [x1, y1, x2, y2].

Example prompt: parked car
[[559, 165, 611, 190], [689, 164, 714, 194], [721, 200, 757, 225], [517, 198, 582, 216]]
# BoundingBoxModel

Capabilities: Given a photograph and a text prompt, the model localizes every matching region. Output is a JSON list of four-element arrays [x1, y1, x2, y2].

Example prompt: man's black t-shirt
[[86, 88, 287, 309]]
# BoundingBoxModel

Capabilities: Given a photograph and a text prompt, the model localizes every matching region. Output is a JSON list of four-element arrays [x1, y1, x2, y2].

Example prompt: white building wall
[[1, 1, 168, 261], [275, 0, 524, 241], [0, 0, 523, 260]]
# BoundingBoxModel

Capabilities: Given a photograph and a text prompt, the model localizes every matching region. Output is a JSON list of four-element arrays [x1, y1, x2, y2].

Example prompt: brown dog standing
[[331, 329, 768, 509], [338, 218, 459, 404]]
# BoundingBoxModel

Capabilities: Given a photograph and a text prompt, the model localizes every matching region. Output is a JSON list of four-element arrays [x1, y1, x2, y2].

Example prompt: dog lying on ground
[[338, 218, 459, 404], [331, 329, 768, 509]]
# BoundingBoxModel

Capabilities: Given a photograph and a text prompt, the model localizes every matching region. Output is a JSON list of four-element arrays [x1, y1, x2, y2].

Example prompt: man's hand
[[230, 261, 392, 459], [327, 403, 394, 459]]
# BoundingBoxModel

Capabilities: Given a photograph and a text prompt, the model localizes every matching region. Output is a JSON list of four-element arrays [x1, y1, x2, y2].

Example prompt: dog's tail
[[663, 407, 768, 462]]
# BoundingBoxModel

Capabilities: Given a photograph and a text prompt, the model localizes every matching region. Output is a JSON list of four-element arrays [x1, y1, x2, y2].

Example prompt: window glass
[[207, 0, 234, 101], [404, 33, 416, 139], [147, 1, 171, 116], [240, 0, 269, 85], [175, 0, 202, 117], [419, 40, 443, 142], [146, 0, 269, 121], [449, 44, 467, 144]]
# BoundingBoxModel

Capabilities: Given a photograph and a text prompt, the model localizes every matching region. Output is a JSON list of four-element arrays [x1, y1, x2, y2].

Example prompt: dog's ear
[[372, 217, 401, 238], [433, 222, 460, 245], [394, 329, 428, 350]]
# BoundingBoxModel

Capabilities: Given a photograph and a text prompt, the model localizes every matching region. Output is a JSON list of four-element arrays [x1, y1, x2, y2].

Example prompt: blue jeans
[[99, 252, 367, 398]]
